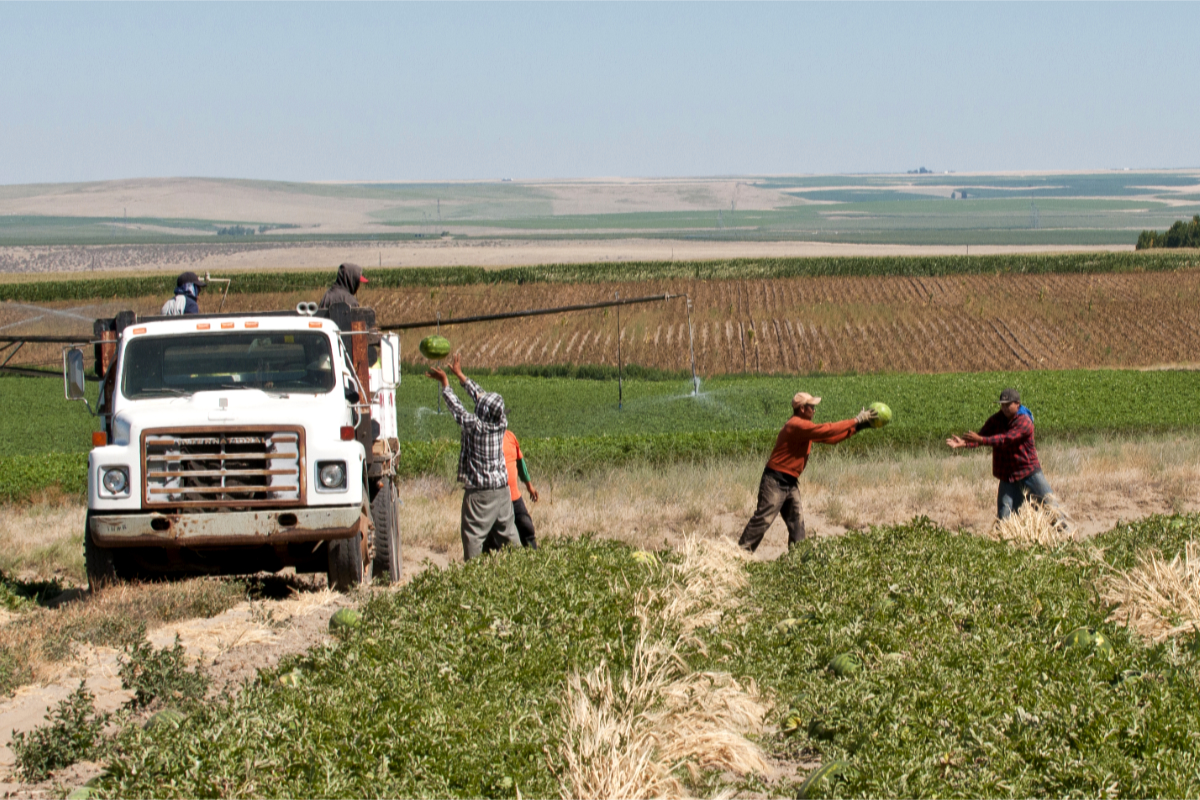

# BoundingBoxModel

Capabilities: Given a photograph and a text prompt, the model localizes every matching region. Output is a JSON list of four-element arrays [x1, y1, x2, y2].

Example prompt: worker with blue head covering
[[161, 271, 206, 315]]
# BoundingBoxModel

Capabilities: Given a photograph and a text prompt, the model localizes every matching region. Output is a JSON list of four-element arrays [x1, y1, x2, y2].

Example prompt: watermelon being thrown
[[869, 402, 893, 428], [419, 335, 451, 360]]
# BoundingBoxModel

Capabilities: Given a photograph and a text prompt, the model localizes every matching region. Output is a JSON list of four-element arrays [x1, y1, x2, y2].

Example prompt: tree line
[[1137, 215, 1200, 249]]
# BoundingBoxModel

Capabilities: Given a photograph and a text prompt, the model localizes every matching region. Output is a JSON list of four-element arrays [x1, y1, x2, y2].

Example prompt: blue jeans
[[997, 469, 1057, 519]]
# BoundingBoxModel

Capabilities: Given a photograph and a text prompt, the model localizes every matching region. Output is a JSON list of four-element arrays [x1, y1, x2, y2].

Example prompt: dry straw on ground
[[1102, 541, 1200, 642], [987, 494, 1075, 548], [558, 536, 769, 800]]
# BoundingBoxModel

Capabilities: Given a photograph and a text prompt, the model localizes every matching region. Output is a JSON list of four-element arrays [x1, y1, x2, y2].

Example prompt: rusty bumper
[[90, 506, 362, 548]]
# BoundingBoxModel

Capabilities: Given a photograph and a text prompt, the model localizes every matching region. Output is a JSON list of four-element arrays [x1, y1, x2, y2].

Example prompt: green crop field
[[5, 367, 1200, 500], [90, 514, 1200, 798]]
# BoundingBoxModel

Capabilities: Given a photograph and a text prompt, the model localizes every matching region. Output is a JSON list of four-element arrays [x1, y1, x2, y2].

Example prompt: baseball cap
[[998, 388, 1021, 404], [792, 391, 822, 410]]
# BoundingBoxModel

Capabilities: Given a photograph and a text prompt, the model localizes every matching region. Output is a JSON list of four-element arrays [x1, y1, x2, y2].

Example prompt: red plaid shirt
[[968, 411, 1041, 482]]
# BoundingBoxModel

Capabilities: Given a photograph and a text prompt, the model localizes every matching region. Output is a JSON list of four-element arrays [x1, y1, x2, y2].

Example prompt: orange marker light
[[221, 322, 235, 329], [196, 323, 211, 330], [131, 327, 146, 335], [309, 321, 322, 328], [92, 431, 108, 447], [245, 321, 259, 328]]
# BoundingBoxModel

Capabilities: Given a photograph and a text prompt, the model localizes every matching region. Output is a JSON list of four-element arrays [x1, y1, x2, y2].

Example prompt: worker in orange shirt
[[738, 392, 877, 553], [485, 430, 540, 551]]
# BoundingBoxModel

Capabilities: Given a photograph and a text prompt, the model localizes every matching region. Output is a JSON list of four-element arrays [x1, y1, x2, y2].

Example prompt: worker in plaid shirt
[[947, 387, 1060, 520], [426, 352, 521, 560]]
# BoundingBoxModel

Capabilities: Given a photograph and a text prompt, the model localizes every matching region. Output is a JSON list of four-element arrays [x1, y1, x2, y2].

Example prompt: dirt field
[[4, 269, 1197, 376], [1, 429, 1195, 793]]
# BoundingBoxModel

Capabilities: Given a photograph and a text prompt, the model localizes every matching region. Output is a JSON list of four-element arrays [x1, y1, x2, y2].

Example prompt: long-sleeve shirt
[[442, 378, 508, 490], [966, 411, 1041, 482], [765, 417, 858, 481]]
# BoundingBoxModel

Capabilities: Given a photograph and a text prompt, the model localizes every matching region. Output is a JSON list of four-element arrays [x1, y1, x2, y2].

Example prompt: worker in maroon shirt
[[947, 387, 1059, 520], [738, 392, 878, 553]]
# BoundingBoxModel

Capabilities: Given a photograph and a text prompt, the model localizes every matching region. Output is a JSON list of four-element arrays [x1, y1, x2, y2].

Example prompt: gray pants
[[461, 487, 519, 561], [738, 470, 806, 553]]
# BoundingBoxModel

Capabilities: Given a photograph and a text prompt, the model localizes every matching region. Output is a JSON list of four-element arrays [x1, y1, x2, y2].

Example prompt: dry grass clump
[[0, 501, 85, 584], [0, 579, 245, 694], [988, 494, 1074, 548], [559, 536, 768, 799], [1102, 542, 1200, 642]]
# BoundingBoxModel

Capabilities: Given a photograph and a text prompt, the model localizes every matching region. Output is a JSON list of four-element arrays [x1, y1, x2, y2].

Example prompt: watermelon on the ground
[[144, 709, 185, 730], [828, 652, 860, 677], [419, 335, 451, 360], [329, 607, 361, 633], [798, 760, 851, 799]]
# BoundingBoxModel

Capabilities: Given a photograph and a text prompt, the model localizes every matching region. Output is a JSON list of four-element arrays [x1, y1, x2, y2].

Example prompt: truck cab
[[68, 303, 401, 591]]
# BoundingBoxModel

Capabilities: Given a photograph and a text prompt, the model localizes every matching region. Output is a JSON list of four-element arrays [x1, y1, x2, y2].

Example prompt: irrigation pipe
[[380, 291, 700, 402]]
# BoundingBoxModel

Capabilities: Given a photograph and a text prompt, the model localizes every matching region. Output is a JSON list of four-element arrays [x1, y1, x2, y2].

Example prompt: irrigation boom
[[377, 292, 684, 330]]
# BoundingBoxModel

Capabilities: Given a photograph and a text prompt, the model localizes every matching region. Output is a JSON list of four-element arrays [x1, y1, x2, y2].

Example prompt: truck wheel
[[84, 512, 117, 592], [327, 529, 368, 592], [371, 476, 402, 584]]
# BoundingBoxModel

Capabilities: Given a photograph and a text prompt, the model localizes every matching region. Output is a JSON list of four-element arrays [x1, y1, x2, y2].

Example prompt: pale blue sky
[[2, 2, 1197, 184]]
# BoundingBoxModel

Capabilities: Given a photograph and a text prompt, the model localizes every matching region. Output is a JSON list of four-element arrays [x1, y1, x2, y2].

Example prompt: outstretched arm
[[450, 352, 484, 403]]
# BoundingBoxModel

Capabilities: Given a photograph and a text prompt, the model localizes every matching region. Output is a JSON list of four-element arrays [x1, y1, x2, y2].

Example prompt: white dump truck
[[63, 303, 402, 591]]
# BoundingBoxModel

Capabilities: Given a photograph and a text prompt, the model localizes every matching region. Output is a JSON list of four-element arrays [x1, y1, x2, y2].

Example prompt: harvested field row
[[5, 271, 1200, 375]]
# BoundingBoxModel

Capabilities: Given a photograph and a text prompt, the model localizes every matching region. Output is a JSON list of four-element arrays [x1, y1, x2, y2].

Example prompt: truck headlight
[[317, 461, 347, 490], [102, 467, 129, 495]]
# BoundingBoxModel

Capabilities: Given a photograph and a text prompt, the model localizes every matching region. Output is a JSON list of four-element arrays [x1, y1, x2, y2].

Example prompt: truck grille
[[142, 426, 305, 508]]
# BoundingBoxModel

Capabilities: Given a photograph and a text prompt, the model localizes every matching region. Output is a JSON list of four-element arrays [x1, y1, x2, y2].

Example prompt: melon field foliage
[[5, 368, 1200, 500], [92, 516, 1200, 798]]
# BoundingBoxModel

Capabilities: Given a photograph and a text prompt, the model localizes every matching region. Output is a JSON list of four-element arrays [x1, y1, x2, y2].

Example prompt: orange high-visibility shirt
[[764, 417, 857, 478], [503, 431, 524, 502]]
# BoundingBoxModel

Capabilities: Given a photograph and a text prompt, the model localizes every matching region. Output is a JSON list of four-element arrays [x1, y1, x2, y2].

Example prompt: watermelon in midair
[[419, 335, 451, 360]]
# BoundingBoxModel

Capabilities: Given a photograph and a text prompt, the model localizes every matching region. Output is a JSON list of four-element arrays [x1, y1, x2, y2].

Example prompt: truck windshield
[[122, 332, 336, 399]]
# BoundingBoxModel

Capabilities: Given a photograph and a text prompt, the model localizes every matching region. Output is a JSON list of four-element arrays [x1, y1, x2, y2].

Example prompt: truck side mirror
[[63, 348, 96, 416], [378, 334, 400, 388], [64, 348, 87, 401]]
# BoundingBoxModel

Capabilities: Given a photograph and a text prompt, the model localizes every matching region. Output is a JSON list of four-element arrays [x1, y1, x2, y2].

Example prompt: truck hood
[[111, 390, 346, 446]]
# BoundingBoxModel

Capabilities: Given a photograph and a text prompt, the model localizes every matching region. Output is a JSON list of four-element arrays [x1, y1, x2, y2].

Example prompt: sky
[[2, 2, 1198, 185]]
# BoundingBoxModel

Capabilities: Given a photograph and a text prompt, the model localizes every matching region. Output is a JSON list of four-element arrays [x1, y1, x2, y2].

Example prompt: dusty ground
[[0, 431, 1195, 794]]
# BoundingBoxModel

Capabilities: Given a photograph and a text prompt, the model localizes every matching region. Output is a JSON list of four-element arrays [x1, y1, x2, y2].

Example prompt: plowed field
[[5, 271, 1200, 375]]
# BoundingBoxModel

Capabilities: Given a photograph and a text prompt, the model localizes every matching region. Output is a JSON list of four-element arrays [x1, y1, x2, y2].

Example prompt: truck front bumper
[[90, 506, 363, 548]]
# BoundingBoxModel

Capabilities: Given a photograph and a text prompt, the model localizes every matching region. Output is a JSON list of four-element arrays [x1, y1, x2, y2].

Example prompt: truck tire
[[371, 476, 402, 584], [327, 529, 369, 592], [84, 512, 117, 592]]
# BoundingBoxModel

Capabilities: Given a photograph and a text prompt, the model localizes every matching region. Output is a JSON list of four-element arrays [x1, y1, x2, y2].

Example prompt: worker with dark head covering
[[319, 263, 368, 309], [161, 271, 206, 315]]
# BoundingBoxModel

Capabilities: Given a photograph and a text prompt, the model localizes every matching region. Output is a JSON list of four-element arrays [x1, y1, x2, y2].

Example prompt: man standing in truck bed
[[737, 392, 877, 554], [426, 352, 521, 560], [319, 263, 368, 309]]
